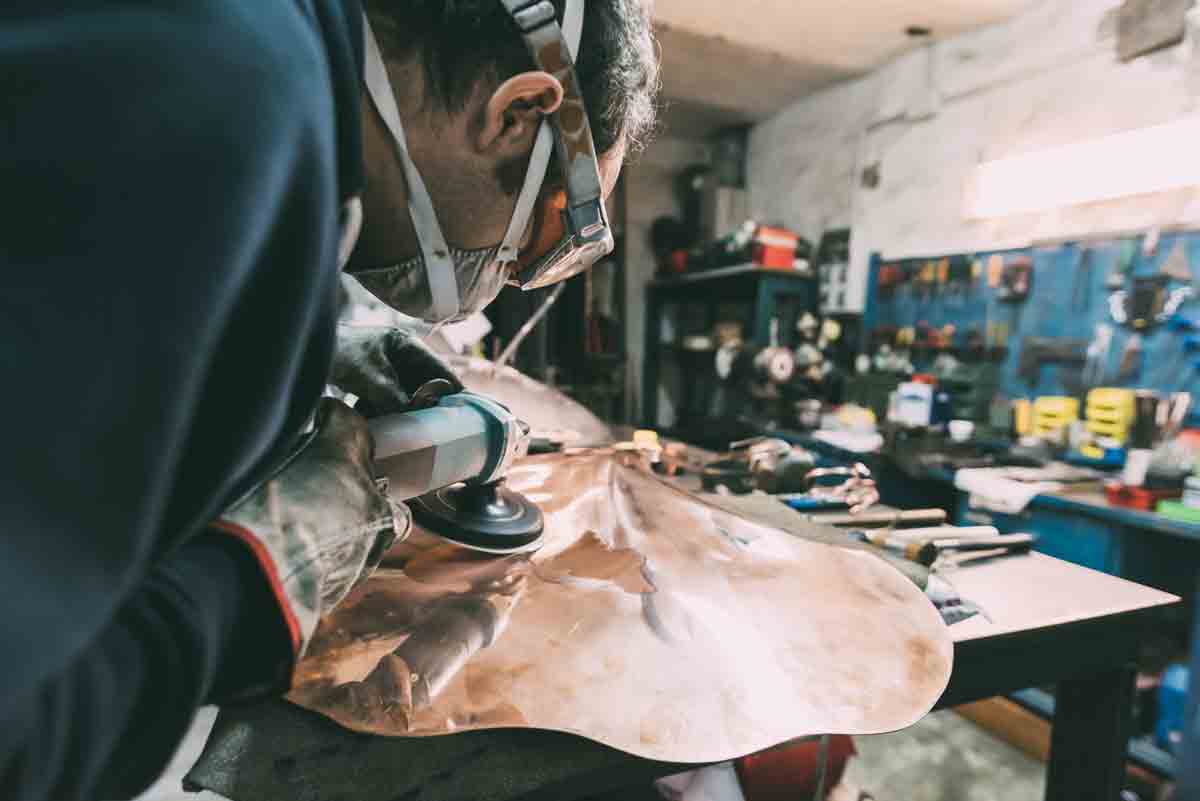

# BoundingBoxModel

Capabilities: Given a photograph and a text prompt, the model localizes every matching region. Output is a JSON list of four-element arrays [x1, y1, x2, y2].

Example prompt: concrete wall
[[623, 136, 710, 423], [748, 0, 1200, 312]]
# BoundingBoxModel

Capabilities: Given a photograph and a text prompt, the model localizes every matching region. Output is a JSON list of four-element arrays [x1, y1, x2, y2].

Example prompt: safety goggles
[[498, 0, 614, 290]]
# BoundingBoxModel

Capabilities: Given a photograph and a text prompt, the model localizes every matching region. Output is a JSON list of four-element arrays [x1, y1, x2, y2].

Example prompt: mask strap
[[497, 125, 553, 264], [362, 15, 461, 322], [564, 0, 584, 59], [496, 0, 586, 265]]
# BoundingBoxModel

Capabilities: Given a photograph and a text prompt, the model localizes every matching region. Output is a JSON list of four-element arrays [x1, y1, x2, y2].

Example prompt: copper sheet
[[449, 356, 614, 445], [289, 449, 952, 763]]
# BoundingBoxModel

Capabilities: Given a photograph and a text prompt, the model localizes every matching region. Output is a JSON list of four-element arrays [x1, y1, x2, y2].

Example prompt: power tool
[[367, 382, 544, 553]]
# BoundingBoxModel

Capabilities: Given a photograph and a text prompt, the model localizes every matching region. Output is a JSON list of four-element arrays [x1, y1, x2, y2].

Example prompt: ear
[[477, 71, 563, 156]]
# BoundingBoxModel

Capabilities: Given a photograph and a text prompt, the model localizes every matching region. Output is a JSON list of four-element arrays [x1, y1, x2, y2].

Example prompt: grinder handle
[[369, 393, 527, 501]]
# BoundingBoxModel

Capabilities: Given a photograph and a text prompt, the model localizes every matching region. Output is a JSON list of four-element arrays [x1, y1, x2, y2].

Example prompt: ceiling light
[[968, 118, 1200, 218]]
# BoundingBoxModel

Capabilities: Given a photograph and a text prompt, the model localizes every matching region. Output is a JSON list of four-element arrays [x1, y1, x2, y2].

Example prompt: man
[[0, 1, 658, 799]]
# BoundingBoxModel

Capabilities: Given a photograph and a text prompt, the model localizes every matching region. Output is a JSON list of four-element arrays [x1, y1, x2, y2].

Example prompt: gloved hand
[[213, 398, 408, 670], [331, 324, 463, 417]]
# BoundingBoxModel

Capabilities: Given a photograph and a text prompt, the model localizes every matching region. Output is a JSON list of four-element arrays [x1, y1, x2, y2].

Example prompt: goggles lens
[[510, 191, 613, 290]]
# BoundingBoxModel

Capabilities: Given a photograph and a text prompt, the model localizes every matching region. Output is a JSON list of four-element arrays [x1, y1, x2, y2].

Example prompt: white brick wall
[[749, 0, 1200, 312]]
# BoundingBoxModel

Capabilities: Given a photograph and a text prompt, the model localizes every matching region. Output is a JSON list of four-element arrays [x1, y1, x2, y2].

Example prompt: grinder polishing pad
[[410, 480, 544, 553]]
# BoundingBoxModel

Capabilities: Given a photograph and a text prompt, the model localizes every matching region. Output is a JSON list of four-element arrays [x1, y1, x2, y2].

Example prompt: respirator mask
[[354, 0, 613, 325]]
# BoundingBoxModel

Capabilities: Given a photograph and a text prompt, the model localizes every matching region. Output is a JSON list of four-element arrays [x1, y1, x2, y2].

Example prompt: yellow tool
[[1013, 398, 1033, 436], [1032, 396, 1080, 442], [987, 255, 1004, 288], [1085, 388, 1135, 444]]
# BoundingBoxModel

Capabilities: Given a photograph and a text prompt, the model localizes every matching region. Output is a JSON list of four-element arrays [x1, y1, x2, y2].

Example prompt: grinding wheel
[[410, 480, 545, 554]]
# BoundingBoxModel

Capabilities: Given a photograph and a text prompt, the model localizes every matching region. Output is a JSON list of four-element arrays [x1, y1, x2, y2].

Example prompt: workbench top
[[945, 551, 1179, 642], [1030, 488, 1200, 542]]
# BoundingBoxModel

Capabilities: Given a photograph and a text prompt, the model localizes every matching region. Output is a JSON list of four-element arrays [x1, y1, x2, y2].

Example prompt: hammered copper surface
[[288, 449, 952, 763], [449, 356, 614, 445]]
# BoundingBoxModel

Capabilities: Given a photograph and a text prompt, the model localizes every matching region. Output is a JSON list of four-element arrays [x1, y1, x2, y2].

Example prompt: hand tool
[[1144, 228, 1161, 257], [918, 260, 936, 298], [775, 493, 848, 511], [997, 256, 1033, 303], [1159, 391, 1193, 440], [1118, 332, 1143, 382], [944, 256, 972, 302], [856, 526, 1001, 558], [1109, 276, 1194, 330], [1160, 239, 1193, 283], [369, 384, 545, 553], [876, 263, 903, 295], [868, 525, 1001, 543], [778, 463, 878, 512], [800, 508, 947, 528], [1071, 248, 1094, 312], [1017, 338, 1089, 387], [1107, 239, 1137, 290], [987, 254, 1004, 288], [852, 530, 1035, 567], [1083, 324, 1113, 388], [919, 533, 1037, 565]]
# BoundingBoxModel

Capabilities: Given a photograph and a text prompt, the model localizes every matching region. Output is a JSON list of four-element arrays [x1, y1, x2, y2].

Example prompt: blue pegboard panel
[[867, 233, 1200, 401]]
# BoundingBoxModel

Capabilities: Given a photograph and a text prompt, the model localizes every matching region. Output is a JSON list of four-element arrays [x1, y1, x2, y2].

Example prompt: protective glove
[[331, 324, 463, 417], [212, 398, 408, 672]]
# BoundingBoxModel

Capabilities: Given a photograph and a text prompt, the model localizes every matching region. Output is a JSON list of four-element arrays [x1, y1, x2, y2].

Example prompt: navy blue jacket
[[0, 2, 363, 796]]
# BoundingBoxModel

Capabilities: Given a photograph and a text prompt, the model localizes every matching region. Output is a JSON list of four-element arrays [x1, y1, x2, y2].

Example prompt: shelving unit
[[642, 264, 817, 428]]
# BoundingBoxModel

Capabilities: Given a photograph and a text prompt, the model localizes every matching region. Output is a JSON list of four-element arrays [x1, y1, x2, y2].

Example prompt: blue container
[[1157, 663, 1190, 754]]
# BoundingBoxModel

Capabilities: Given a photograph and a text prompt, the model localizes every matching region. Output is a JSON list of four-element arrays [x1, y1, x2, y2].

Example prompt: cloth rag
[[954, 468, 1059, 515]]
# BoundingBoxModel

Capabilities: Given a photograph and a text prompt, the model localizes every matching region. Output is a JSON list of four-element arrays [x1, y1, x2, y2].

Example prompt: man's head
[[349, 0, 659, 284]]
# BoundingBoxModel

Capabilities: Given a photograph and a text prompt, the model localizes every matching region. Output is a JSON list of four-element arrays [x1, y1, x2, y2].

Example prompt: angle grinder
[[367, 383, 545, 553]]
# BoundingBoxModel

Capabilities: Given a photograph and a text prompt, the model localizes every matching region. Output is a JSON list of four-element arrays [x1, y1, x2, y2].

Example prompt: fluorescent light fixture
[[968, 118, 1200, 218]]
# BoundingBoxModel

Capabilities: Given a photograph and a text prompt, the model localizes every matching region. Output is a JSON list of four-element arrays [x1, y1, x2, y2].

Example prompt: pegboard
[[864, 232, 1200, 401]]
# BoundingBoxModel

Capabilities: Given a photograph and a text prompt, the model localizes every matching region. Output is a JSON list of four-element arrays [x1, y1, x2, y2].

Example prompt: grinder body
[[367, 392, 544, 552], [369, 393, 528, 501]]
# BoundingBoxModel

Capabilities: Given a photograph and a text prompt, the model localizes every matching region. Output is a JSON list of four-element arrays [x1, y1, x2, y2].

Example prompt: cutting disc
[[410, 481, 545, 554]]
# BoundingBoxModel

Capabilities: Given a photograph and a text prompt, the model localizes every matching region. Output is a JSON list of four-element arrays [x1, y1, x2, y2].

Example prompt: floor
[[843, 710, 1044, 801], [136, 707, 1044, 801]]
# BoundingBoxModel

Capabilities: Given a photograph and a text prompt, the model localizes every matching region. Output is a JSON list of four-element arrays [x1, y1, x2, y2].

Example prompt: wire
[[496, 282, 568, 368]]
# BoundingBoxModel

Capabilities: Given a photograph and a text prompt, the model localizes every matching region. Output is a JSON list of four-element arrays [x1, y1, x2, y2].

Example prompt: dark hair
[[363, 0, 660, 157]]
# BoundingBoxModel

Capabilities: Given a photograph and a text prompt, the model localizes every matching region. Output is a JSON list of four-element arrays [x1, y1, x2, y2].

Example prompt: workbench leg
[[1045, 665, 1135, 801]]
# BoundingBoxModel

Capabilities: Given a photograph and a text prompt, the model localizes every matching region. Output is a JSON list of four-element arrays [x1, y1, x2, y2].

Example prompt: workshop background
[[143, 1, 1200, 800], [512, 0, 1200, 797]]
